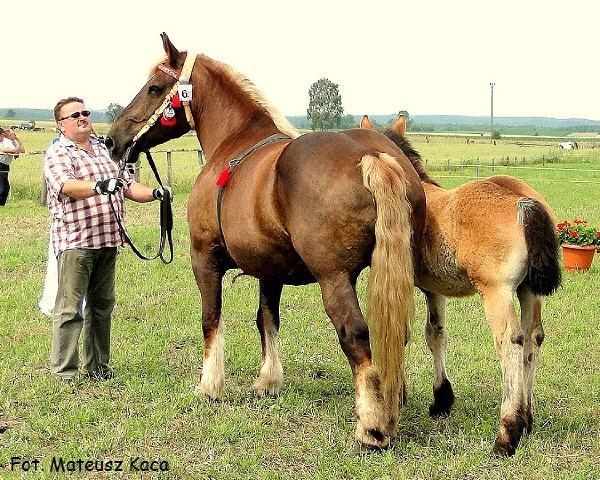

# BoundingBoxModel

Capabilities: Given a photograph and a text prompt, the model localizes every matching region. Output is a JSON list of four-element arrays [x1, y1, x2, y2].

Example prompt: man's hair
[[53, 97, 85, 122], [0, 127, 4, 134]]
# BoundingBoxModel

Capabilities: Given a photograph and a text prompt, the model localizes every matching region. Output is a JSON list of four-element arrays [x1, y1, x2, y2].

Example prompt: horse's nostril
[[104, 137, 114, 149]]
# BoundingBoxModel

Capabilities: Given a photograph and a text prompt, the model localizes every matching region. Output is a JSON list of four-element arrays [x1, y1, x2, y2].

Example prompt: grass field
[[0, 130, 598, 479]]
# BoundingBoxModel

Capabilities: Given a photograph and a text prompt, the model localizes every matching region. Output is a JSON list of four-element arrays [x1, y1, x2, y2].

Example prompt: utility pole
[[490, 82, 495, 143]]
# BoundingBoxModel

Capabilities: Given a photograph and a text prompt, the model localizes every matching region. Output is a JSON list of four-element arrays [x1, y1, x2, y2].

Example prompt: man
[[0, 127, 25, 205], [44, 96, 169, 384]]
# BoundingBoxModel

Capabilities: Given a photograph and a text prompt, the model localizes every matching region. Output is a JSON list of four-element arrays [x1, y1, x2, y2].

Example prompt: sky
[[4, 0, 599, 120]]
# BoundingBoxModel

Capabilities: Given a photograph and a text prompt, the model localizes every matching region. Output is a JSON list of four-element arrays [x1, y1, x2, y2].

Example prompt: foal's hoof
[[428, 379, 455, 417], [355, 424, 391, 450], [492, 437, 517, 457]]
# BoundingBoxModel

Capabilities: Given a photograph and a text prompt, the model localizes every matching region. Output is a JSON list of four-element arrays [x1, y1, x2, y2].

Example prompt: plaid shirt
[[44, 134, 133, 256]]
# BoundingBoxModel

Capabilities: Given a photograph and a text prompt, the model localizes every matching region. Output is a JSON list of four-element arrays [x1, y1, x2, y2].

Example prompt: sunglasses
[[59, 110, 91, 121]]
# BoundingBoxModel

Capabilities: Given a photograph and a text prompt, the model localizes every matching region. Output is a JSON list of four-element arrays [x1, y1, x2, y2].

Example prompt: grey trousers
[[50, 247, 117, 379]]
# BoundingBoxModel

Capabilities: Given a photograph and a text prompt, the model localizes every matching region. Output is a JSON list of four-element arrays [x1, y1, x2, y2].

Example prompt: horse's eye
[[148, 85, 163, 96]]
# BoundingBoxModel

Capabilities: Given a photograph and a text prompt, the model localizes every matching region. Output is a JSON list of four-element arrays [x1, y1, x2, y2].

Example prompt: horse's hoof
[[355, 425, 391, 451], [428, 378, 455, 417], [194, 380, 223, 402], [252, 380, 281, 397]]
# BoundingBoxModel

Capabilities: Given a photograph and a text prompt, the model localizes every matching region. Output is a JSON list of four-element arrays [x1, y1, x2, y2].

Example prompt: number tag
[[178, 84, 193, 102]]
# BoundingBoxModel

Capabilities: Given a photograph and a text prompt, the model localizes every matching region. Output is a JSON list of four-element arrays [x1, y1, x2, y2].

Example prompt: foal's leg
[[482, 286, 527, 456], [319, 273, 391, 449], [192, 260, 226, 401], [253, 279, 284, 396], [424, 290, 455, 416], [517, 285, 545, 434]]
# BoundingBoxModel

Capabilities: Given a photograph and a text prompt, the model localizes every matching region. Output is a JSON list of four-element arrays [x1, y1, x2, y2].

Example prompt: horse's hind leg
[[319, 273, 391, 449], [482, 286, 527, 456], [424, 290, 455, 416], [517, 285, 545, 434], [192, 260, 226, 401], [253, 279, 284, 396]]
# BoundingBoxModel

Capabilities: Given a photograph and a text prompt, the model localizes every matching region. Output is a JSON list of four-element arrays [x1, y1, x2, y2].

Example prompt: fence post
[[41, 173, 47, 206], [134, 160, 141, 183], [447, 159, 450, 172], [197, 149, 205, 167], [542, 155, 545, 167], [476, 158, 480, 179], [492, 158, 495, 171], [167, 151, 173, 186]]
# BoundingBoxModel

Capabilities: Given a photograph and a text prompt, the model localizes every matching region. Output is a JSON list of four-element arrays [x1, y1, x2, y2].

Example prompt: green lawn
[[0, 133, 598, 479]]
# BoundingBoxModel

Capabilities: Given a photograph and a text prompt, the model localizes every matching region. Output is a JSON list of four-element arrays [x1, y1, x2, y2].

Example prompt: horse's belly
[[416, 243, 476, 297], [227, 239, 315, 285]]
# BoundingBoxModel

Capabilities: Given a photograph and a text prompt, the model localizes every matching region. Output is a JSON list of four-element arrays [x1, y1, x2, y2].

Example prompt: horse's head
[[106, 33, 193, 162]]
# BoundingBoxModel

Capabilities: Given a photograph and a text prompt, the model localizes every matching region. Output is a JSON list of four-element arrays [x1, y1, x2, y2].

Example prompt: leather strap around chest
[[216, 133, 291, 249]]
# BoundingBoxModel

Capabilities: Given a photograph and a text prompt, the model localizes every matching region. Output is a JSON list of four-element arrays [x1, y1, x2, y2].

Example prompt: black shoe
[[87, 368, 115, 381]]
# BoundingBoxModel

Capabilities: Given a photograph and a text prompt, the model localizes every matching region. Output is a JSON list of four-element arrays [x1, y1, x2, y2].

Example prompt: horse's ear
[[161, 32, 180, 68], [360, 115, 373, 130], [392, 115, 407, 136]]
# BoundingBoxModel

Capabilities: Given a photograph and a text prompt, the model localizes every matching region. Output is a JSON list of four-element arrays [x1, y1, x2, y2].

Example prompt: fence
[[427, 160, 600, 185], [33, 148, 600, 204]]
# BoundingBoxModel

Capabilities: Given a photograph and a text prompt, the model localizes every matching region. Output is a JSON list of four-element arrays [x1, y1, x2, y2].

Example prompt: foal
[[361, 115, 561, 455]]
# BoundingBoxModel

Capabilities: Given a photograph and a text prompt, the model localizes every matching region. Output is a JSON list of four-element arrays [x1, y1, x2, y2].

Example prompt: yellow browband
[[131, 52, 197, 145]]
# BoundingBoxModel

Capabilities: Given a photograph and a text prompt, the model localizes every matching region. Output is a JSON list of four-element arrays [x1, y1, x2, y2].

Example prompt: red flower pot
[[561, 244, 596, 272]]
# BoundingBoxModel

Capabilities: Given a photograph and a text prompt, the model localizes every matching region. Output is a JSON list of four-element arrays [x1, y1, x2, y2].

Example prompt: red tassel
[[171, 95, 182, 109], [216, 167, 231, 187], [160, 115, 177, 127]]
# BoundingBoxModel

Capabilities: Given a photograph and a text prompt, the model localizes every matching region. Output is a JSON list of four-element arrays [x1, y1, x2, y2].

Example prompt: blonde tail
[[360, 153, 415, 429]]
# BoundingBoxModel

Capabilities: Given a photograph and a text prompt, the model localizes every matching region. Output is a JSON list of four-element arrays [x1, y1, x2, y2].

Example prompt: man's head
[[54, 97, 92, 142], [0, 127, 5, 137]]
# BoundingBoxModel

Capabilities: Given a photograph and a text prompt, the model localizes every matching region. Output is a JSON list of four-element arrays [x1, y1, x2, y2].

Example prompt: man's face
[[58, 102, 92, 139]]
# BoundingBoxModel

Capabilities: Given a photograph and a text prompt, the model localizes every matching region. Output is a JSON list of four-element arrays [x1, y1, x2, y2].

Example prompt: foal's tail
[[360, 153, 415, 428], [518, 198, 561, 296]]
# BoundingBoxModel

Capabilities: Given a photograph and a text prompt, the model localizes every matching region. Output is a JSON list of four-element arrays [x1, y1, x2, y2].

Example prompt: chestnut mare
[[106, 34, 426, 448], [361, 114, 561, 455]]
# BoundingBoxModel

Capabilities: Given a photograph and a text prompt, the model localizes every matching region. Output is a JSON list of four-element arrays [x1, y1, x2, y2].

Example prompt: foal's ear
[[360, 115, 373, 130], [392, 114, 407, 136], [160, 32, 180, 68]]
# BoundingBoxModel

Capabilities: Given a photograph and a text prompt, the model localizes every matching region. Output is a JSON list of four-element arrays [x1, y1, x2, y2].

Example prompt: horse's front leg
[[319, 273, 391, 450], [423, 290, 455, 416], [253, 279, 284, 396], [192, 256, 225, 401], [482, 285, 527, 456]]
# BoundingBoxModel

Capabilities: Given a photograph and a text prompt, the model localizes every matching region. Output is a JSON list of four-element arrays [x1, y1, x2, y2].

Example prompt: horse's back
[[421, 180, 532, 294]]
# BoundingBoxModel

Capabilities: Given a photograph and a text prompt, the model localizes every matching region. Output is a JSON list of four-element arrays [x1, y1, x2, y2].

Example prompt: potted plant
[[556, 219, 600, 272]]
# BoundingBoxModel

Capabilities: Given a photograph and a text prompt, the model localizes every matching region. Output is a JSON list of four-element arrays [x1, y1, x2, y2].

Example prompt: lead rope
[[111, 150, 174, 264]]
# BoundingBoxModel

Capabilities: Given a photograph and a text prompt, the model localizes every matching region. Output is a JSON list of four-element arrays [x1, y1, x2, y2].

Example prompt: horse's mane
[[216, 60, 299, 139], [150, 54, 299, 140], [383, 129, 440, 186]]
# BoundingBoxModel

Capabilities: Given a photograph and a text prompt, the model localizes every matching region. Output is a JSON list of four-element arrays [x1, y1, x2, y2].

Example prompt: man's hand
[[152, 186, 173, 202], [94, 178, 126, 195]]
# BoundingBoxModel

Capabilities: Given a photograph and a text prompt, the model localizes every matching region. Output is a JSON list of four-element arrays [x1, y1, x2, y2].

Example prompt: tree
[[307, 78, 344, 131], [106, 103, 124, 123], [339, 114, 357, 129], [6, 109, 16, 118]]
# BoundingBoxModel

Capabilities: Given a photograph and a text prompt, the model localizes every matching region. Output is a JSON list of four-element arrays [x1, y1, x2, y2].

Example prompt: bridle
[[112, 52, 197, 264]]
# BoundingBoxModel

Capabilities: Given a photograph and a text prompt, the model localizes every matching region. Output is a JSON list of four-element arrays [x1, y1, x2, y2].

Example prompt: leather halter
[[216, 133, 291, 249]]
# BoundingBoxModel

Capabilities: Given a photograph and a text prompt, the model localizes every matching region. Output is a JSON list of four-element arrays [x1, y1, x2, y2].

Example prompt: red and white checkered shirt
[[44, 135, 133, 256]]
